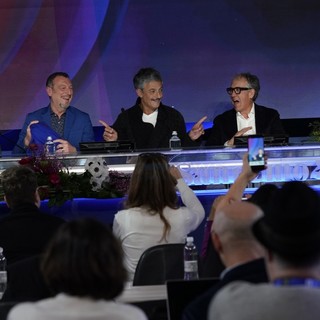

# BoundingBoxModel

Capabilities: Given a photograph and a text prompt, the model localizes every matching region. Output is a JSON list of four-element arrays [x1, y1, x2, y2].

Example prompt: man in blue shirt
[[13, 72, 95, 154]]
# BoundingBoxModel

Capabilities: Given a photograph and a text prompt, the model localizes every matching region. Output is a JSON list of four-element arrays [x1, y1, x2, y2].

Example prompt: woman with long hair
[[113, 153, 205, 281]]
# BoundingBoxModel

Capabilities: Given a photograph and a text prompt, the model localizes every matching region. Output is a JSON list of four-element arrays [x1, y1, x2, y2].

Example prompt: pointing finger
[[194, 116, 208, 128], [99, 120, 111, 128]]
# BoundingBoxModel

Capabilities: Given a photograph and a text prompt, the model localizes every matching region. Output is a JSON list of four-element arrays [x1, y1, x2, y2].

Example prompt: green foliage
[[309, 120, 320, 142]]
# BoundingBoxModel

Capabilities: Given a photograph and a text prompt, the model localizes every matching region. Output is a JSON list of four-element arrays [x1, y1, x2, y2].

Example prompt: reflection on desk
[[117, 284, 167, 303]]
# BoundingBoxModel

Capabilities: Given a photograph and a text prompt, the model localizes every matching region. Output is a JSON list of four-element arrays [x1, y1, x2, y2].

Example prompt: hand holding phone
[[247, 135, 265, 172]]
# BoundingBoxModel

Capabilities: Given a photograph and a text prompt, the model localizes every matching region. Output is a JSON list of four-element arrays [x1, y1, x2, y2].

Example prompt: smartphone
[[247, 135, 265, 172]]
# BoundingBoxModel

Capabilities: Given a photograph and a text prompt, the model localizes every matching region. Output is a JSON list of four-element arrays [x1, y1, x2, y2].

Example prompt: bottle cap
[[172, 131, 177, 135], [47, 136, 52, 140], [186, 236, 194, 243]]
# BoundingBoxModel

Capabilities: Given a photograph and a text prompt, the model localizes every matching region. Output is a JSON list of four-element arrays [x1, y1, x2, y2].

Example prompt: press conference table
[[117, 283, 167, 303]]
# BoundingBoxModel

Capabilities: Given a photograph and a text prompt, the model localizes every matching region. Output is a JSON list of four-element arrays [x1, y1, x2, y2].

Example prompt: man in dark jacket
[[0, 166, 65, 265], [206, 72, 286, 147], [99, 67, 207, 150], [183, 201, 268, 320]]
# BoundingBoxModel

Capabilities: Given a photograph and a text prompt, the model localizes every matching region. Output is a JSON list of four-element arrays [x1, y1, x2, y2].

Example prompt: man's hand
[[99, 120, 118, 142], [188, 116, 207, 141], [23, 120, 39, 147], [54, 139, 77, 154], [226, 126, 252, 146]]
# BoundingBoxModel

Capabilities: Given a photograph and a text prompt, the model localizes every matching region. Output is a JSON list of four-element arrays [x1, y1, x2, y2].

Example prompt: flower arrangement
[[18, 154, 131, 207]]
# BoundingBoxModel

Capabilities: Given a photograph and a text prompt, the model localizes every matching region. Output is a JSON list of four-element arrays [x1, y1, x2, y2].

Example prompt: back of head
[[133, 67, 162, 89], [248, 183, 278, 214], [0, 166, 37, 209], [253, 181, 320, 265], [126, 153, 177, 211], [41, 218, 127, 300], [213, 201, 263, 249]]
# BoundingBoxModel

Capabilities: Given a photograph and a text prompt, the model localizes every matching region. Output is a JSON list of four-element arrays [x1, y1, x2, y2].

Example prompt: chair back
[[132, 243, 185, 286]]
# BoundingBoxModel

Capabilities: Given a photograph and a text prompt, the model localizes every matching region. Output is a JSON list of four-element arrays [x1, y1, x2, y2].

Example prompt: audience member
[[99, 67, 207, 149], [113, 152, 205, 281], [183, 201, 268, 320], [13, 72, 95, 154], [205, 72, 286, 147], [199, 196, 225, 278], [209, 181, 320, 320], [0, 166, 65, 265], [2, 255, 51, 302], [184, 155, 271, 319], [8, 218, 147, 320], [200, 183, 278, 278]]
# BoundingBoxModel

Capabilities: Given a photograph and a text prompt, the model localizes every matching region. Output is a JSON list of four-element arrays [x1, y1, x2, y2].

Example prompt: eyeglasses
[[226, 87, 252, 95]]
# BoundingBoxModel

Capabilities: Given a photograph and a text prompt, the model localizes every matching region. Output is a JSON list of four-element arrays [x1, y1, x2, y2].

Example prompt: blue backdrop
[[0, 0, 319, 134]]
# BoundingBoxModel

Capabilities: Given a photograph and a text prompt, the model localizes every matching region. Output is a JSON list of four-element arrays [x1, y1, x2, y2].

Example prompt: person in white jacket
[[113, 152, 205, 281]]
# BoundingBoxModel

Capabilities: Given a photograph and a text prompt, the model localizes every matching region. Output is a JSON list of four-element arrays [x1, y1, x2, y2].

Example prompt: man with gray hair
[[209, 181, 320, 320], [205, 72, 286, 147], [183, 201, 268, 320], [99, 67, 206, 149]]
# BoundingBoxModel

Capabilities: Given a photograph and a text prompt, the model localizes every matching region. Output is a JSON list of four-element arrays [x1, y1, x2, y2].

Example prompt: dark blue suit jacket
[[205, 104, 286, 146], [13, 105, 95, 154], [183, 258, 268, 320]]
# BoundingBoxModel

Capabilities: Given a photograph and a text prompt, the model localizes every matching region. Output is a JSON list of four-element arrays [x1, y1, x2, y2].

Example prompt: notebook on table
[[166, 278, 219, 320]]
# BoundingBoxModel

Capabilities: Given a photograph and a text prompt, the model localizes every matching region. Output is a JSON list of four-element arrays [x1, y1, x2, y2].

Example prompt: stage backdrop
[[0, 0, 319, 133]]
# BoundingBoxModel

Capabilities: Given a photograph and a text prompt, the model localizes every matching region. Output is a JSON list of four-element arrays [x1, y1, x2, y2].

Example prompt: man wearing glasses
[[205, 72, 286, 147]]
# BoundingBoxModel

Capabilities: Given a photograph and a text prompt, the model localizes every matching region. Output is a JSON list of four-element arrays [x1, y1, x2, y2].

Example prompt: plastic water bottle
[[184, 236, 199, 280], [169, 131, 181, 150], [0, 247, 7, 299], [45, 136, 55, 155]]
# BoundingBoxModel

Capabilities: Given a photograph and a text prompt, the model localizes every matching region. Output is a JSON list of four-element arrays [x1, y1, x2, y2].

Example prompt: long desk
[[2, 144, 320, 187], [0, 145, 320, 251]]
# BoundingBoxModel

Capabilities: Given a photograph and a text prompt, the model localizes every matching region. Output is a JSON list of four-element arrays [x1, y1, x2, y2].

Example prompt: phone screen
[[247, 135, 265, 170]]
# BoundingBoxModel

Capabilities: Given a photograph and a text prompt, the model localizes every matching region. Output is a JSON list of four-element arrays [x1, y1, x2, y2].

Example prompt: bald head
[[213, 201, 263, 240], [211, 201, 264, 266]]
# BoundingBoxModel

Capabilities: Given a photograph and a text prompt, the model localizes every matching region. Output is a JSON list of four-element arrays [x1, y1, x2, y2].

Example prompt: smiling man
[[99, 67, 206, 150], [206, 72, 286, 147], [13, 72, 95, 154]]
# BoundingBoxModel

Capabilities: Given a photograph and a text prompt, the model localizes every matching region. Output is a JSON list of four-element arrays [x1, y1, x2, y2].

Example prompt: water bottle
[[45, 136, 55, 155], [0, 247, 7, 299], [184, 236, 199, 280], [169, 131, 181, 150]]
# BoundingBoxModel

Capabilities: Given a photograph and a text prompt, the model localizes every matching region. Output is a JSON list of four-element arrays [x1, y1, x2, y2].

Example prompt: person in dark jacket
[[183, 201, 268, 320], [99, 67, 207, 150], [0, 166, 65, 265], [206, 72, 286, 147]]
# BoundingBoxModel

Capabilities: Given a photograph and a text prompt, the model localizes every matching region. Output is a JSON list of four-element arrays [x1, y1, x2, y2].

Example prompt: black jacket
[[0, 203, 65, 265], [206, 104, 286, 146], [112, 99, 195, 149], [183, 258, 268, 320]]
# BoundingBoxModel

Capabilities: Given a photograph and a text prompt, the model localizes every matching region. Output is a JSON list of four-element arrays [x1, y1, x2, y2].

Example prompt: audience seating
[[132, 244, 185, 286]]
